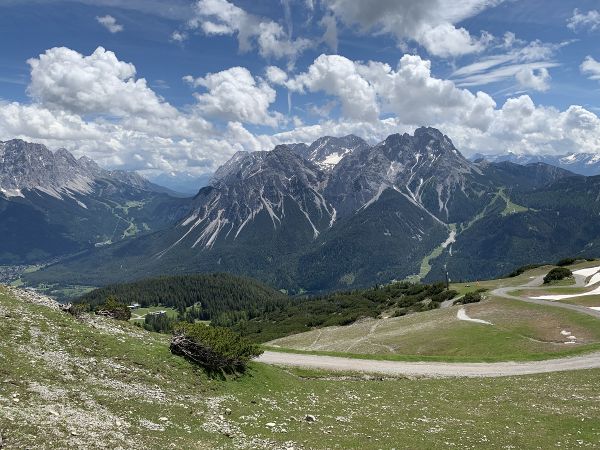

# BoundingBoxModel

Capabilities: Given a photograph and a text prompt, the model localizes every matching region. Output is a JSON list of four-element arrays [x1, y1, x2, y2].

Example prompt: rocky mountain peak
[[160, 143, 335, 255], [413, 126, 445, 140], [78, 155, 103, 175], [0, 139, 158, 199], [0, 139, 89, 198], [54, 147, 78, 162], [325, 127, 482, 221]]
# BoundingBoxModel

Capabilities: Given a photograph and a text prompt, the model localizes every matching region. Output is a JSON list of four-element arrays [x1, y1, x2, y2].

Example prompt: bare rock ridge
[[162, 144, 334, 254], [163, 127, 488, 256], [0, 139, 158, 199], [288, 134, 370, 172], [0, 140, 188, 266]]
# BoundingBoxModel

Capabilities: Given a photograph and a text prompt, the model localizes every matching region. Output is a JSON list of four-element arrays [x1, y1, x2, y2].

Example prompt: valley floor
[[1, 281, 600, 448]]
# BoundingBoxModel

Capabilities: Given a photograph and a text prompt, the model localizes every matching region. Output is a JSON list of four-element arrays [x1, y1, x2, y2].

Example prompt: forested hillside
[[78, 273, 289, 325], [79, 274, 457, 342]]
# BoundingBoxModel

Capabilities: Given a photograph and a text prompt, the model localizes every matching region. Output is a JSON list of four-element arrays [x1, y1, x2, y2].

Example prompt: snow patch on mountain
[[289, 135, 369, 171]]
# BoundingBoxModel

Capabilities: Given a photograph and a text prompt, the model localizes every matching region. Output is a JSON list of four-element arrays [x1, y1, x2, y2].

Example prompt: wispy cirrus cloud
[[452, 37, 569, 92]]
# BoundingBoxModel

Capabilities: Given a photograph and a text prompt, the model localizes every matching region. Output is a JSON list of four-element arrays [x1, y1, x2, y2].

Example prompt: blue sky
[[1, 0, 599, 186]]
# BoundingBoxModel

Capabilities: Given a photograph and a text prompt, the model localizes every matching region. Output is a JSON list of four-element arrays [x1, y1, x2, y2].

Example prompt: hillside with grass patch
[[268, 263, 600, 361], [1, 286, 599, 449]]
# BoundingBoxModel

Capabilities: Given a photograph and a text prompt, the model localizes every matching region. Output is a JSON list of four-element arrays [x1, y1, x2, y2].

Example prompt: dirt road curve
[[491, 273, 600, 319], [258, 351, 600, 377], [259, 269, 600, 377]]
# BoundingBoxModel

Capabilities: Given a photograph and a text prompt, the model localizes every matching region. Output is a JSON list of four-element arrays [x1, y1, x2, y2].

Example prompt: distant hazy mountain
[[0, 139, 188, 264], [147, 172, 211, 196], [470, 151, 600, 176], [27, 127, 596, 294]]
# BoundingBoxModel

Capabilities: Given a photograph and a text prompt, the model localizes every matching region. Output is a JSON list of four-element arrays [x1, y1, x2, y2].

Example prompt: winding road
[[491, 273, 600, 319], [258, 269, 600, 377]]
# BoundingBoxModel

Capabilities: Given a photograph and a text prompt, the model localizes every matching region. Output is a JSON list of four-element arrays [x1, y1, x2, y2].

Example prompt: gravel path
[[259, 269, 600, 377], [491, 273, 600, 319], [257, 350, 600, 378]]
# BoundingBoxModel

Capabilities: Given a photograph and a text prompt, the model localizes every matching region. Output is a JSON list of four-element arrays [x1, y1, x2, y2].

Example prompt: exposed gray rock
[[326, 127, 482, 221], [288, 135, 369, 172], [160, 145, 335, 255], [0, 139, 160, 199]]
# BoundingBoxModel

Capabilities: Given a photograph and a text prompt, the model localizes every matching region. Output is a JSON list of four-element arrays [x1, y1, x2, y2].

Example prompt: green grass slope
[[1, 286, 600, 449], [269, 263, 600, 361], [267, 297, 600, 361]]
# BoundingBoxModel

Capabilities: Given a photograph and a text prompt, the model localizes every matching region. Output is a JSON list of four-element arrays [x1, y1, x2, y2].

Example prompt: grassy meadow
[[1, 286, 599, 449]]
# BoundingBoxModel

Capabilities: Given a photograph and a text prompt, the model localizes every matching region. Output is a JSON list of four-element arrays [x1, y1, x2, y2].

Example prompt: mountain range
[[0, 139, 188, 264], [470, 151, 600, 176], [17, 127, 600, 294]]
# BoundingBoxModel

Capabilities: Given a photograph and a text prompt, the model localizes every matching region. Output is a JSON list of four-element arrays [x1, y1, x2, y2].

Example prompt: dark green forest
[[78, 273, 289, 326], [78, 273, 457, 342]]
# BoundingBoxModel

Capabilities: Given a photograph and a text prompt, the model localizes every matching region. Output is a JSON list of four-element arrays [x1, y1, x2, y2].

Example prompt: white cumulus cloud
[[27, 47, 175, 118], [170, 30, 188, 42], [184, 67, 283, 127], [515, 67, 551, 92], [287, 54, 379, 122], [285, 53, 496, 129], [567, 9, 600, 32], [321, 0, 503, 57], [581, 56, 600, 81]]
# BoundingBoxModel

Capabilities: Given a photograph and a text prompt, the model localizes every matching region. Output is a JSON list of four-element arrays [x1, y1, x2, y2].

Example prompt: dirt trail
[[257, 351, 600, 378]]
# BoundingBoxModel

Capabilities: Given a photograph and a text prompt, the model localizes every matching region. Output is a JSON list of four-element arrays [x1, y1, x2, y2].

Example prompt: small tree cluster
[[431, 289, 458, 303], [544, 267, 573, 284], [556, 257, 577, 267], [96, 296, 131, 321], [170, 323, 263, 373], [453, 289, 486, 305], [507, 264, 543, 278], [144, 312, 176, 333], [64, 302, 91, 318]]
